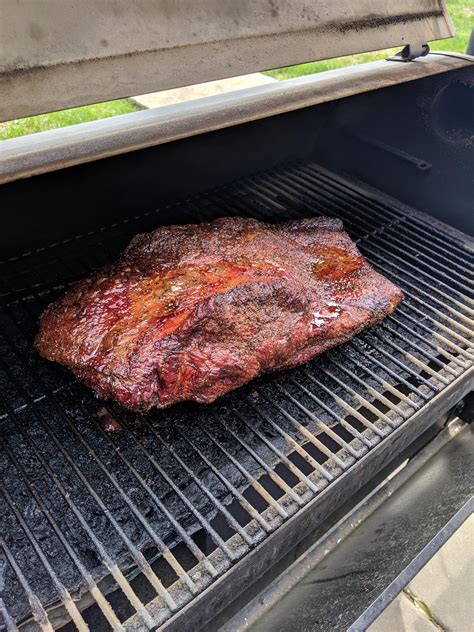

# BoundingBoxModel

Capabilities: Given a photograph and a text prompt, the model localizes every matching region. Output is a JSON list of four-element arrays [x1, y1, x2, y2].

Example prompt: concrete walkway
[[132, 72, 276, 109], [369, 514, 474, 632]]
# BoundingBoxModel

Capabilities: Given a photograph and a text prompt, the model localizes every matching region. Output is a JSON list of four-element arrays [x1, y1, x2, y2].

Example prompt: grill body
[[0, 61, 472, 631]]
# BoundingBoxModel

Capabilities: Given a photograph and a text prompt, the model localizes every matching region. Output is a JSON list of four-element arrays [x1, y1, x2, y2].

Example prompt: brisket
[[35, 217, 403, 410]]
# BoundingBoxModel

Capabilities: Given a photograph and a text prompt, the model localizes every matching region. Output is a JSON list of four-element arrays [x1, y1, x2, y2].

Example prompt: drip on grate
[[0, 161, 472, 631]]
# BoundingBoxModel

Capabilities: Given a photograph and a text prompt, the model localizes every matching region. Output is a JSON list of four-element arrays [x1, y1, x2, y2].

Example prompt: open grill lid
[[0, 0, 454, 122]]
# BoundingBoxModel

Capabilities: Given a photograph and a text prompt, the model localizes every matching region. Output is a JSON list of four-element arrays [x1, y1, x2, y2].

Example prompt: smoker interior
[[0, 66, 473, 631]]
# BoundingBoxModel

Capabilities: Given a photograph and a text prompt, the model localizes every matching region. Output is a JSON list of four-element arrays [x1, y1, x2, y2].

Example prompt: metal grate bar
[[103, 410, 238, 562], [312, 365, 401, 427], [205, 415, 304, 511], [299, 164, 472, 272], [0, 480, 89, 632], [364, 235, 472, 308], [327, 351, 417, 412], [358, 243, 472, 326], [382, 285, 470, 339], [267, 168, 399, 234], [1, 408, 135, 630], [291, 377, 382, 450], [303, 163, 473, 267], [352, 217, 470, 288], [277, 381, 370, 454], [385, 316, 464, 375], [372, 329, 452, 385], [31, 421, 167, 627], [256, 389, 352, 470], [18, 417, 164, 627], [198, 423, 294, 518], [268, 167, 404, 238], [2, 394, 169, 629], [141, 418, 259, 548], [0, 598, 16, 632], [356, 335, 441, 393], [88, 406, 220, 580], [396, 303, 473, 360], [296, 373, 387, 437], [0, 434, 124, 632], [234, 403, 334, 486], [0, 537, 55, 632], [174, 425, 274, 534], [57, 405, 195, 598], [348, 342, 430, 402]]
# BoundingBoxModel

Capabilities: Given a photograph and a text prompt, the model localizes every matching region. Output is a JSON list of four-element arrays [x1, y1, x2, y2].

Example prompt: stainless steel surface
[[0, 161, 472, 631], [0, 0, 455, 122], [1, 54, 471, 186]]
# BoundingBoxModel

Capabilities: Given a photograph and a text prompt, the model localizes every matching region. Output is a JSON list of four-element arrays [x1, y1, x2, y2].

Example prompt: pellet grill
[[0, 2, 473, 630]]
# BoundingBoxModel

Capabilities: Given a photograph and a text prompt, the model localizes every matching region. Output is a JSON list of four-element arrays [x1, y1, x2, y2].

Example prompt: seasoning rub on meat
[[36, 217, 403, 410]]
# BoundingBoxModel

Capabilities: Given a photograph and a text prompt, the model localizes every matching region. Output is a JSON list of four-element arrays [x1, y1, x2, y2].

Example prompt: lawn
[[0, 99, 143, 141], [0, 0, 471, 141]]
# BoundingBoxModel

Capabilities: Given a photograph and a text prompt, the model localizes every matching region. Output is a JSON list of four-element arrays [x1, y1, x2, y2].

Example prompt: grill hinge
[[387, 43, 430, 62]]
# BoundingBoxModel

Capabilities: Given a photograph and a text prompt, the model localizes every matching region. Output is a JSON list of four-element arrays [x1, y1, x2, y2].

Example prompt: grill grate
[[0, 162, 472, 631]]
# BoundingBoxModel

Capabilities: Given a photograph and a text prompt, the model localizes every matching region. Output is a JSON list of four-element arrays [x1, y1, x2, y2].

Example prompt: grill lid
[[0, 0, 454, 122]]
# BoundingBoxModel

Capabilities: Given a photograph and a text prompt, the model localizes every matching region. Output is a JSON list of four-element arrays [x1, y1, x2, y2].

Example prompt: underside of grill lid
[[0, 0, 454, 122]]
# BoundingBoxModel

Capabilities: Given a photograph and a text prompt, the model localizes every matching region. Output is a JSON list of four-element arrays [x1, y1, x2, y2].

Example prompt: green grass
[[265, 0, 472, 80], [0, 98, 142, 141], [0, 0, 471, 140]]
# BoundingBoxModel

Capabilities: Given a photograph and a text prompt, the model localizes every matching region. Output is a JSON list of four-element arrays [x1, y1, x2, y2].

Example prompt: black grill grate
[[0, 162, 472, 631]]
